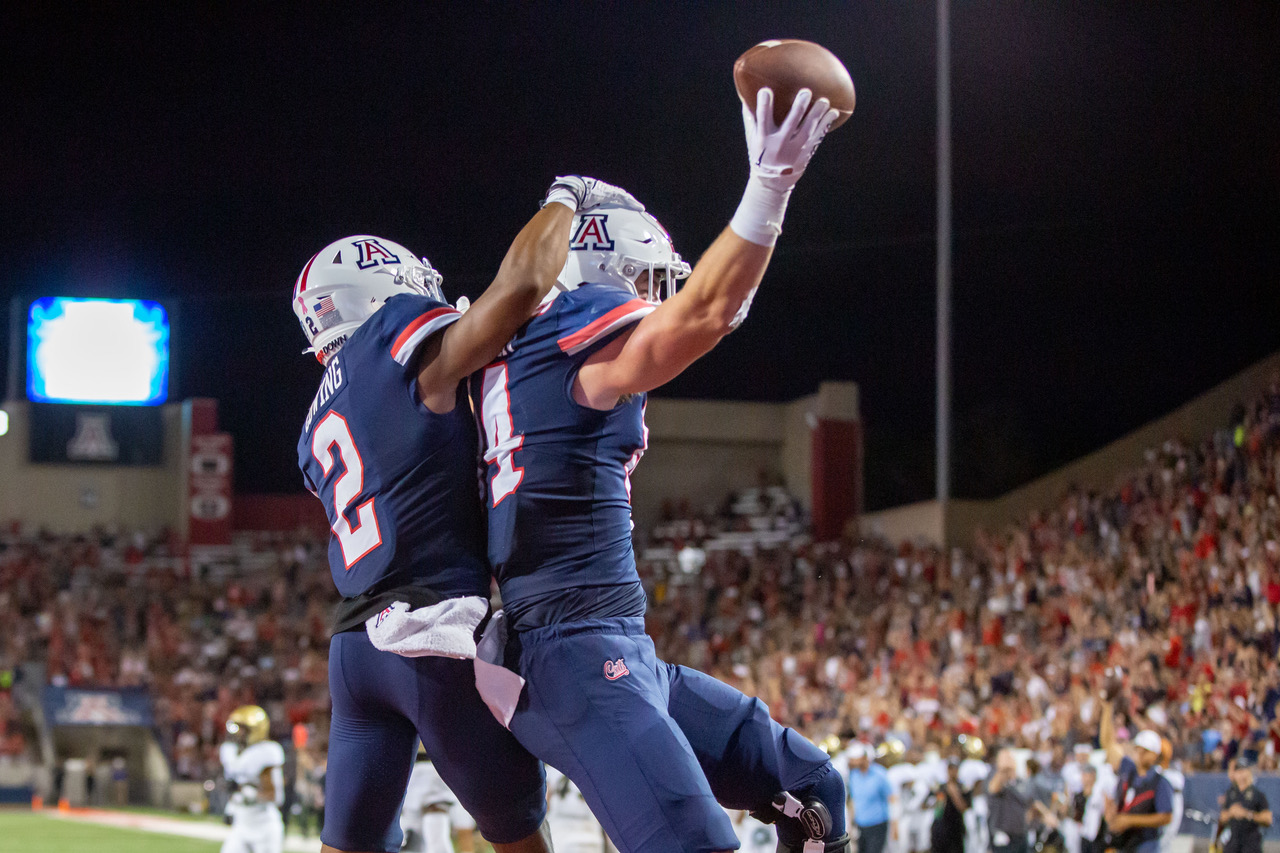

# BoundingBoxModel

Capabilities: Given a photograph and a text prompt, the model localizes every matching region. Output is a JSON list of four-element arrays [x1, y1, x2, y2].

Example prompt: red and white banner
[[188, 433, 233, 545]]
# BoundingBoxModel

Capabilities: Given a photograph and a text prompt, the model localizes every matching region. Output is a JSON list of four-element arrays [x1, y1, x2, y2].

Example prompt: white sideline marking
[[42, 808, 321, 852]]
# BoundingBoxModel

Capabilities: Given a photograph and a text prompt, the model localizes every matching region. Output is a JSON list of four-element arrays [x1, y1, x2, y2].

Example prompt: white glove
[[742, 87, 838, 192], [730, 87, 839, 247], [235, 784, 260, 805], [541, 176, 645, 213]]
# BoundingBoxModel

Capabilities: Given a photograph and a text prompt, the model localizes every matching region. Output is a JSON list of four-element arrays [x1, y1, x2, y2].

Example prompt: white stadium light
[[27, 297, 170, 406], [0, 409, 8, 436]]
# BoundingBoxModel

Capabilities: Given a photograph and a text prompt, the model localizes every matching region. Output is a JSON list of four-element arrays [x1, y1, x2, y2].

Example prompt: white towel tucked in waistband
[[364, 597, 488, 659], [473, 609, 526, 729]]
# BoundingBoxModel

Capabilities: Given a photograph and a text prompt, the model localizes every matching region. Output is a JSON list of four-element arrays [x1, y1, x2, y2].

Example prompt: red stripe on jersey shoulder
[[391, 307, 460, 360], [557, 299, 654, 354]]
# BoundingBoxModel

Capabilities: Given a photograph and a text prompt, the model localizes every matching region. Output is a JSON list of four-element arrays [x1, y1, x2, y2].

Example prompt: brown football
[[733, 39, 855, 130]]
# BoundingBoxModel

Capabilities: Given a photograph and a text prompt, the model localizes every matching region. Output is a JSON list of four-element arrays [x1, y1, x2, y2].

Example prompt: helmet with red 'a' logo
[[293, 235, 445, 362], [558, 207, 691, 303]]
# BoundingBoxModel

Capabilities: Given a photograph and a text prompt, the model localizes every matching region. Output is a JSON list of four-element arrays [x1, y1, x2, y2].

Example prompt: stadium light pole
[[936, 0, 953, 509]]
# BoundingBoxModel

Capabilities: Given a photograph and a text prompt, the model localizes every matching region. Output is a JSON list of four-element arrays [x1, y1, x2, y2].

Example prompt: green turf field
[[0, 811, 222, 853]]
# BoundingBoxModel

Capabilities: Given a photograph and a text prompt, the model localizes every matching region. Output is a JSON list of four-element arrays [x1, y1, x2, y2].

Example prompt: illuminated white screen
[[27, 298, 170, 405]]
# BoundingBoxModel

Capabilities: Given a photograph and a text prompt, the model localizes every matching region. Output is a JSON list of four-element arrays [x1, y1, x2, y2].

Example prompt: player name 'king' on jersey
[[298, 293, 489, 602], [472, 284, 656, 623]]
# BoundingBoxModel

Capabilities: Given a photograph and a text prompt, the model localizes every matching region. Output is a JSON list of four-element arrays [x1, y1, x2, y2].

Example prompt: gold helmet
[[958, 734, 986, 760], [876, 737, 906, 766], [226, 705, 270, 745], [818, 734, 843, 757]]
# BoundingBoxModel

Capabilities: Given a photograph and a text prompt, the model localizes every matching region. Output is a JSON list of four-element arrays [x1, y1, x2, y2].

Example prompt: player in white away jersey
[[219, 705, 286, 853], [956, 739, 991, 853], [884, 752, 917, 853], [732, 809, 778, 853], [906, 750, 946, 852], [544, 765, 606, 853], [401, 749, 477, 853]]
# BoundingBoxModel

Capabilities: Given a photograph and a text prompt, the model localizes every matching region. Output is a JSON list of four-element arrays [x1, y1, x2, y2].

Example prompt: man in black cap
[[1220, 756, 1272, 853]]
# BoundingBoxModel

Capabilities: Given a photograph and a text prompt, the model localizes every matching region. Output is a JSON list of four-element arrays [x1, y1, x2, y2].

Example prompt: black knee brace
[[750, 791, 851, 853]]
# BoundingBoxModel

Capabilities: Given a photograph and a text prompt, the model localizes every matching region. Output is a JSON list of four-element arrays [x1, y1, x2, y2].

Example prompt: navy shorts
[[510, 618, 739, 853], [664, 663, 833, 810], [324, 630, 546, 852]]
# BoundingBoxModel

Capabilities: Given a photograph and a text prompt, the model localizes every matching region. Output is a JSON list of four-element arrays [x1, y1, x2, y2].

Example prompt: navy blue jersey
[[298, 293, 489, 601], [471, 284, 656, 615]]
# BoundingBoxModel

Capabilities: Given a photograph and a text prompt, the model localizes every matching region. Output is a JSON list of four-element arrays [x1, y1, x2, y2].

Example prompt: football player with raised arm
[[472, 88, 850, 853], [293, 176, 641, 853]]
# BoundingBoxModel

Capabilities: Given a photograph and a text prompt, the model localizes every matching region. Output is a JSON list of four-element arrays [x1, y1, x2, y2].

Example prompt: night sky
[[3, 4, 1278, 509]]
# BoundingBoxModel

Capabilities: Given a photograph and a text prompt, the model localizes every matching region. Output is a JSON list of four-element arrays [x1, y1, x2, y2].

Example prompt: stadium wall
[[630, 381, 860, 536], [0, 401, 186, 534], [862, 349, 1280, 547]]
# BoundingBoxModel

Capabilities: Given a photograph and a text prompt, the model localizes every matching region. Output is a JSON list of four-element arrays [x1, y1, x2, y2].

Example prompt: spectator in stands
[[9, 373, 1280, 835]]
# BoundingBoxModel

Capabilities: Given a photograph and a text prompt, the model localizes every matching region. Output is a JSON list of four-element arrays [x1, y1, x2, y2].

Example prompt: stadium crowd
[[641, 377, 1280, 774], [0, 376, 1277, 811], [0, 525, 335, 782]]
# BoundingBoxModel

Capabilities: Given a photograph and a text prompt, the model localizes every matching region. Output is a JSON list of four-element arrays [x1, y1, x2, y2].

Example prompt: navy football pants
[[324, 630, 546, 852], [509, 617, 840, 853]]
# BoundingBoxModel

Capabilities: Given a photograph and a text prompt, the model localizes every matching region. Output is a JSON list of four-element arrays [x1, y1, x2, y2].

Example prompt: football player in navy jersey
[[294, 176, 643, 853], [473, 88, 850, 853]]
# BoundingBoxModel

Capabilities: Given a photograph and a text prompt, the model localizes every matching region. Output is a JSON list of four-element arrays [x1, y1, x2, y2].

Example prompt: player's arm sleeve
[[386, 297, 464, 373], [219, 742, 239, 774], [556, 288, 657, 408], [1155, 778, 1173, 814], [264, 742, 287, 770], [416, 203, 574, 398], [555, 294, 657, 360]]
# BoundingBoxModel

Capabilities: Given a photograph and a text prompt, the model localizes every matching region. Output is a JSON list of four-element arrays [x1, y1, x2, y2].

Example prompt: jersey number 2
[[311, 411, 382, 569], [480, 363, 524, 506]]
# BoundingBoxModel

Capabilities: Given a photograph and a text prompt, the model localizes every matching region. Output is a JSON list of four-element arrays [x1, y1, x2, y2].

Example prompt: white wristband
[[729, 178, 792, 247], [543, 187, 579, 212]]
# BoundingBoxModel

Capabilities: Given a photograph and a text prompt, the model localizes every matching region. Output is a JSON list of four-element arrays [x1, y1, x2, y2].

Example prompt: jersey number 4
[[480, 363, 524, 506], [311, 411, 382, 569]]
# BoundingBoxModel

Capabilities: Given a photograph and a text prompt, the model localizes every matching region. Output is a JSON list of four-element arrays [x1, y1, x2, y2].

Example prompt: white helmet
[[292, 235, 444, 362], [559, 207, 691, 302]]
